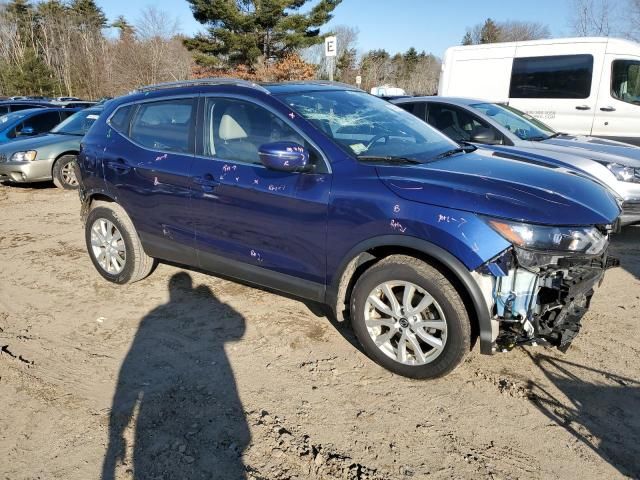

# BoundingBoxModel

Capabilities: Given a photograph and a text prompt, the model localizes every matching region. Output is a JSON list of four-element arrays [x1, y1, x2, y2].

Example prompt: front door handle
[[193, 174, 219, 190], [575, 105, 591, 111], [600, 106, 616, 112]]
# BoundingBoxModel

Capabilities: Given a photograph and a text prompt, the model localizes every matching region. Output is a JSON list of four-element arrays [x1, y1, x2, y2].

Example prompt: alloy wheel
[[90, 218, 126, 275], [364, 281, 448, 366]]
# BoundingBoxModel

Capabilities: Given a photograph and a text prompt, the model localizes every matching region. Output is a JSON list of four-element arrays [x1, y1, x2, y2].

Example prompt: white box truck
[[439, 37, 640, 145]]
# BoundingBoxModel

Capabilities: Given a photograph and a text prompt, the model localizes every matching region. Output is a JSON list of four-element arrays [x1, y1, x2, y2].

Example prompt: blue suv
[[77, 80, 621, 379]]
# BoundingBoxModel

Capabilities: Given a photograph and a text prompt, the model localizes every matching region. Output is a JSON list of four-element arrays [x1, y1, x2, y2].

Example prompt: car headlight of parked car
[[607, 163, 639, 183], [486, 218, 608, 268], [11, 150, 37, 162]]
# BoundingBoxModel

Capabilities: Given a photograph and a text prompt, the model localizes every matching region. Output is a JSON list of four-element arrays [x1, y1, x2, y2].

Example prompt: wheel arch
[[51, 150, 80, 174], [327, 235, 495, 355]]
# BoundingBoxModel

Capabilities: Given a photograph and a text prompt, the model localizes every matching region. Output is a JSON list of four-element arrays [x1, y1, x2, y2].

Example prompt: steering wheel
[[365, 134, 390, 151]]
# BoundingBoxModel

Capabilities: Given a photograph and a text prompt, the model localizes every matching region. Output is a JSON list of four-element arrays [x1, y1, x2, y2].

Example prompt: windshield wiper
[[530, 132, 566, 141], [357, 155, 422, 165], [52, 131, 82, 136], [434, 145, 476, 159]]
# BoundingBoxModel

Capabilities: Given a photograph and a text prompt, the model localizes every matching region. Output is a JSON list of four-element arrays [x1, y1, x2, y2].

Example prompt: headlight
[[10, 150, 37, 162], [487, 219, 608, 255], [607, 163, 638, 183]]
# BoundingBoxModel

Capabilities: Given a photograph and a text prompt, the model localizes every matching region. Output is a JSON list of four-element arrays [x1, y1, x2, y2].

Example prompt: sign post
[[324, 35, 337, 82]]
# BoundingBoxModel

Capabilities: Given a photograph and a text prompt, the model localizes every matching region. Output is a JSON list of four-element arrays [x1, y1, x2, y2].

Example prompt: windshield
[[280, 90, 457, 161], [51, 108, 101, 135], [471, 103, 556, 140]]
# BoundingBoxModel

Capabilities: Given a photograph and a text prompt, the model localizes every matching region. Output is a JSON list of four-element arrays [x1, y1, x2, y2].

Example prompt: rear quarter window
[[509, 54, 594, 99]]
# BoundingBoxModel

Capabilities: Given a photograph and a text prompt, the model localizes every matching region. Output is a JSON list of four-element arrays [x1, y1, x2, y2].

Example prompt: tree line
[[0, 0, 192, 98], [4, 0, 640, 99]]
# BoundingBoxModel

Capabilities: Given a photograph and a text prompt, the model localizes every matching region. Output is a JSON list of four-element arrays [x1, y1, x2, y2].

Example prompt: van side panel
[[439, 45, 516, 101], [508, 41, 607, 135]]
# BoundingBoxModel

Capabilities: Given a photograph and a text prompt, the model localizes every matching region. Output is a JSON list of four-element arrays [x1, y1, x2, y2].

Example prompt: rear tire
[[52, 154, 79, 189], [85, 201, 156, 284], [350, 255, 471, 379]]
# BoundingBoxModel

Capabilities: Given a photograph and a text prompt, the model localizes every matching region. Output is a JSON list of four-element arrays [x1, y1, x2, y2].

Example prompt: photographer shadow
[[102, 272, 249, 479], [526, 351, 640, 477]]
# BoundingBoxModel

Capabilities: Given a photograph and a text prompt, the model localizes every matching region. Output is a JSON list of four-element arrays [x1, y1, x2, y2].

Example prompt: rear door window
[[21, 111, 62, 134], [129, 99, 195, 153], [426, 103, 496, 143], [510, 54, 594, 99]]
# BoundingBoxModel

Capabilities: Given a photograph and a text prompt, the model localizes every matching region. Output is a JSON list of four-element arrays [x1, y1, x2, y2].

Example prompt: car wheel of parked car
[[85, 201, 156, 284], [52, 155, 79, 189], [350, 255, 471, 379]]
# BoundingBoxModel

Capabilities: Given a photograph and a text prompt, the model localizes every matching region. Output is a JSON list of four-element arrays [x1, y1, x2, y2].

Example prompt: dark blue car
[[77, 80, 621, 379]]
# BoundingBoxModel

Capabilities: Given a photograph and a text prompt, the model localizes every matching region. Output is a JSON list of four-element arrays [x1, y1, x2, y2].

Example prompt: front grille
[[622, 201, 640, 216], [635, 168, 640, 183]]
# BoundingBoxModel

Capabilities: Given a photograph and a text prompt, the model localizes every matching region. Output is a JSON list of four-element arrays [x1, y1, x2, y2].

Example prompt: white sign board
[[355, 75, 362, 86], [324, 36, 337, 57]]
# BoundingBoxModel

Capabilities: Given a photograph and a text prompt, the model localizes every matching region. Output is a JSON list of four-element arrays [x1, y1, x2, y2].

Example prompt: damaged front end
[[474, 219, 619, 353]]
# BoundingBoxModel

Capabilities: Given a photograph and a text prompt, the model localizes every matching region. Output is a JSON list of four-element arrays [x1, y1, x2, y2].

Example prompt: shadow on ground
[[102, 272, 250, 480], [0, 181, 55, 190], [526, 351, 640, 478], [611, 225, 640, 280]]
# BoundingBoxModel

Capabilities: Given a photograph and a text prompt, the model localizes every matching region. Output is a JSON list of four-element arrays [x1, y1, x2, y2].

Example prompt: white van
[[439, 37, 640, 146]]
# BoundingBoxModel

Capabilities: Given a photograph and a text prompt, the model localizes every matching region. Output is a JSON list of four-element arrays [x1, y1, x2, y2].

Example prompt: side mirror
[[258, 141, 309, 172], [19, 125, 35, 136], [471, 127, 499, 145]]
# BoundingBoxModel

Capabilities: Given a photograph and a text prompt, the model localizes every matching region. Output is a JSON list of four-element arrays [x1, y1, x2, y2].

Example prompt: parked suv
[[77, 80, 621, 379]]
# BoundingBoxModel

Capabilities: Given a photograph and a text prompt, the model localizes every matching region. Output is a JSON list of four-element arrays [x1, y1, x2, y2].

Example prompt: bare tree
[[570, 0, 617, 36], [499, 20, 551, 41]]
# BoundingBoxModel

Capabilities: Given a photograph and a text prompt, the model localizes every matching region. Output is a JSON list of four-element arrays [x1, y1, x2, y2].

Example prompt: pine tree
[[1, 48, 56, 95], [112, 15, 135, 40], [68, 0, 107, 28], [480, 18, 501, 44], [184, 0, 342, 68], [462, 30, 474, 45]]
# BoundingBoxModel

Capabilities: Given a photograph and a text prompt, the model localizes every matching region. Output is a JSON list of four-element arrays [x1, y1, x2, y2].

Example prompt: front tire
[[85, 202, 156, 284], [53, 154, 79, 189], [350, 255, 471, 379]]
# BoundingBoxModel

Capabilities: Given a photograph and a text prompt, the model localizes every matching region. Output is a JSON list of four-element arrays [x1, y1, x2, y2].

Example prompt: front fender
[[327, 234, 499, 355]]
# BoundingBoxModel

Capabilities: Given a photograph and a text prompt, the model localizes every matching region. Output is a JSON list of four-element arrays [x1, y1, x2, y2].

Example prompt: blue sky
[[98, 0, 573, 57]]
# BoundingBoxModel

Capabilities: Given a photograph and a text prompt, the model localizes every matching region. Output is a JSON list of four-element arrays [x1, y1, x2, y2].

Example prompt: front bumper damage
[[474, 245, 619, 353]]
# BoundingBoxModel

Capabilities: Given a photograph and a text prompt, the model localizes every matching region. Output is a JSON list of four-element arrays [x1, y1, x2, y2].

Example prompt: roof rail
[[134, 78, 271, 94]]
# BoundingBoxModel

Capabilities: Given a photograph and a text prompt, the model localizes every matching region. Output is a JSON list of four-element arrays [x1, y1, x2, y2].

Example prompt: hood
[[0, 133, 80, 153], [478, 144, 625, 197], [377, 151, 621, 226], [540, 135, 640, 167]]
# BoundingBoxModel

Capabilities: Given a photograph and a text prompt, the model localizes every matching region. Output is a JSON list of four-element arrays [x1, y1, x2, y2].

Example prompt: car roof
[[392, 96, 488, 106], [0, 99, 54, 106], [261, 81, 359, 95]]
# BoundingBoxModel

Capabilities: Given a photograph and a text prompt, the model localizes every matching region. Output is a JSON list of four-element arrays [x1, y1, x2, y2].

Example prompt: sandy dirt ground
[[0, 182, 639, 480]]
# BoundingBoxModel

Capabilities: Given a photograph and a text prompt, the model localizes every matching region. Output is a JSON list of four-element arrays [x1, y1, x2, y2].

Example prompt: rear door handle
[[105, 158, 131, 173], [575, 105, 591, 111], [600, 106, 616, 112]]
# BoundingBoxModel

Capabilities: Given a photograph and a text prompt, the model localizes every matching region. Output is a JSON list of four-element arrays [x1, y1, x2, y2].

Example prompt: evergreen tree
[[184, 0, 342, 68], [1, 48, 56, 95], [112, 15, 135, 40], [68, 0, 107, 28], [480, 18, 501, 44], [461, 30, 473, 45]]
